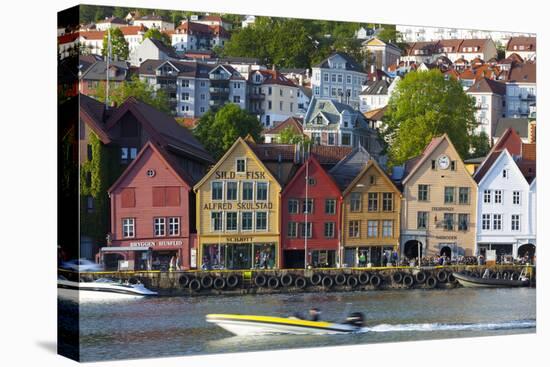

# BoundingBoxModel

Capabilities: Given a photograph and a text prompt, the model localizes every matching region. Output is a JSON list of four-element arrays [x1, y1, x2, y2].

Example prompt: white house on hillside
[[476, 149, 536, 260]]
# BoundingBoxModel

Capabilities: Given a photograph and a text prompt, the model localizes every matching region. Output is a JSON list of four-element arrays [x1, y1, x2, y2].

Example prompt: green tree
[[278, 126, 310, 145], [468, 131, 491, 158], [381, 69, 477, 166], [94, 75, 170, 113], [143, 27, 171, 46], [193, 104, 263, 159], [102, 27, 129, 61]]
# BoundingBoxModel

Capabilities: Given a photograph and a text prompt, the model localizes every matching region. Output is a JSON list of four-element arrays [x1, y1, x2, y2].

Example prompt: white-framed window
[[300, 222, 312, 238], [181, 79, 189, 88], [226, 181, 238, 201], [482, 214, 491, 230], [302, 198, 314, 214], [211, 181, 223, 200], [513, 191, 521, 205], [256, 182, 268, 201], [324, 222, 335, 238], [154, 217, 166, 237], [122, 218, 135, 238], [287, 222, 298, 238], [328, 133, 336, 145], [494, 190, 503, 204], [483, 189, 491, 203], [236, 158, 246, 173], [288, 199, 299, 214], [382, 220, 393, 237], [367, 220, 378, 237], [511, 214, 520, 231], [233, 96, 240, 103], [168, 217, 180, 236], [242, 181, 253, 201], [493, 214, 502, 230], [181, 92, 190, 101], [241, 212, 253, 231], [502, 169, 508, 178], [130, 147, 137, 160], [255, 212, 268, 231], [211, 212, 223, 232], [226, 212, 238, 231], [323, 73, 329, 82]]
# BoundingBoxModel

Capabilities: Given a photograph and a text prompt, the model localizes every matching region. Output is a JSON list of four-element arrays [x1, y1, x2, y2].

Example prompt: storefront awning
[[100, 246, 151, 252]]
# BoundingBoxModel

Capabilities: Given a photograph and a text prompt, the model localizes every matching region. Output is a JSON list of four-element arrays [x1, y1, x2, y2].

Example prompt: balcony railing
[[249, 92, 266, 100], [209, 86, 230, 94], [520, 93, 536, 100], [209, 73, 228, 80]]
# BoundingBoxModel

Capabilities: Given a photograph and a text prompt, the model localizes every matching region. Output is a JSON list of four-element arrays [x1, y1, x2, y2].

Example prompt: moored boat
[[206, 313, 364, 336], [452, 272, 529, 288], [58, 277, 158, 301]]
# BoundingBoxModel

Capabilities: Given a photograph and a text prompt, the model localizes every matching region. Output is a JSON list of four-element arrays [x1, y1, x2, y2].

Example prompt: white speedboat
[[58, 277, 158, 301], [206, 313, 364, 336]]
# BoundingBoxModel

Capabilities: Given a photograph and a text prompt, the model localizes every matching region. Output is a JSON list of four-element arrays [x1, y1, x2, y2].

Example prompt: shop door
[[344, 248, 356, 267], [284, 250, 305, 269], [227, 244, 252, 270]]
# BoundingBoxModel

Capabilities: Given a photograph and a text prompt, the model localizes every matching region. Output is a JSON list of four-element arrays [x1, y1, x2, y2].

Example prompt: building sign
[[432, 207, 455, 211], [430, 235, 458, 240], [129, 240, 183, 247], [215, 171, 266, 179], [227, 237, 254, 243], [203, 202, 273, 210]]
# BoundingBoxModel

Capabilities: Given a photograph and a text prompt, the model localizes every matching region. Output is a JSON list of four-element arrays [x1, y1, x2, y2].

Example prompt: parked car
[[61, 259, 104, 272]]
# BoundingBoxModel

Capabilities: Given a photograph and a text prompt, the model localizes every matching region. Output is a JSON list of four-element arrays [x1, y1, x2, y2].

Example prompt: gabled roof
[[506, 37, 536, 52], [342, 159, 401, 196], [474, 127, 523, 182], [466, 77, 506, 95], [363, 106, 387, 121], [80, 60, 130, 81], [79, 30, 105, 40], [176, 21, 211, 35], [263, 117, 304, 135], [251, 144, 296, 162], [506, 63, 536, 83], [304, 98, 365, 127], [193, 137, 283, 190], [283, 155, 341, 195], [119, 25, 147, 35], [250, 69, 297, 87], [97, 16, 126, 25], [476, 149, 529, 188], [328, 146, 372, 190], [493, 118, 530, 140], [79, 94, 111, 144], [360, 79, 390, 96], [139, 59, 212, 78], [310, 146, 354, 166], [147, 37, 179, 59], [108, 141, 193, 193], [313, 52, 364, 72]]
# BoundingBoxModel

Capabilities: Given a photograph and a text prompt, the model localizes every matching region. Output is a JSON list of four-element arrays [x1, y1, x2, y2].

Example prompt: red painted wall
[[281, 158, 342, 265]]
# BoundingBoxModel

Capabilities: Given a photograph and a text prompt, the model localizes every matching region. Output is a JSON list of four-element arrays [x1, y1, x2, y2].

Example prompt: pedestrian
[[175, 254, 182, 271], [169, 255, 176, 272], [359, 252, 366, 267], [382, 252, 388, 267], [392, 250, 398, 266]]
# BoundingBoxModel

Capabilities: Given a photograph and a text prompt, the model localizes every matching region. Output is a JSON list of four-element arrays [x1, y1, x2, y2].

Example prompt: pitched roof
[[459, 38, 491, 53], [119, 25, 147, 35], [139, 59, 212, 78], [79, 94, 111, 144], [263, 117, 304, 135], [342, 159, 400, 196], [506, 37, 536, 52], [328, 146, 372, 190], [474, 128, 523, 182], [176, 21, 211, 35], [310, 145, 354, 166], [79, 30, 105, 40], [401, 135, 447, 184], [283, 155, 341, 195], [363, 106, 387, 121], [147, 37, 180, 59], [97, 16, 126, 25], [134, 14, 166, 21], [80, 60, 130, 81], [250, 144, 297, 162], [251, 69, 297, 87], [466, 77, 506, 95], [522, 143, 536, 161], [360, 79, 390, 95], [506, 63, 536, 83], [304, 98, 365, 127], [494, 118, 530, 139], [314, 52, 364, 72]]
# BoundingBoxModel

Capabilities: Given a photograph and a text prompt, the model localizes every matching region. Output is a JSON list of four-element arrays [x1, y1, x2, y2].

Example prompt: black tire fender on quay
[[129, 277, 139, 285], [415, 271, 427, 284], [201, 275, 214, 289], [392, 272, 403, 284], [322, 275, 334, 288], [213, 277, 226, 290], [490, 271, 499, 279], [335, 273, 346, 286], [189, 278, 201, 291], [226, 274, 239, 288], [280, 274, 293, 287], [511, 271, 520, 280], [310, 273, 323, 286], [267, 276, 280, 289], [501, 271, 510, 279], [254, 274, 267, 288], [370, 274, 382, 288], [447, 273, 456, 283], [347, 275, 358, 288], [402, 274, 414, 287], [437, 270, 448, 282], [178, 274, 190, 287], [358, 272, 370, 285], [426, 276, 437, 288], [295, 276, 307, 289]]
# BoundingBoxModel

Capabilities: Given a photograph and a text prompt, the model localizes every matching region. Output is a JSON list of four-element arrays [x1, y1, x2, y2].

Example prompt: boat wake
[[359, 319, 535, 333]]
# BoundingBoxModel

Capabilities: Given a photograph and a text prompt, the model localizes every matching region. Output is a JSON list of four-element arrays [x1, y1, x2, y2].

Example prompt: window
[[382, 193, 393, 211], [502, 169, 508, 178], [349, 220, 360, 238], [212, 181, 223, 200], [325, 199, 336, 215], [268, 101, 272, 110], [121, 147, 129, 163], [241, 182, 253, 201], [268, 87, 272, 95], [236, 158, 246, 173], [443, 213, 454, 231], [431, 160, 436, 170], [87, 144, 93, 161], [337, 74, 343, 83], [226, 181, 238, 201], [482, 214, 491, 230], [417, 211, 428, 230], [256, 182, 268, 201], [484, 190, 491, 203], [368, 192, 378, 212], [331, 74, 336, 82], [418, 185, 429, 201], [444, 187, 455, 204], [324, 222, 335, 238], [168, 217, 180, 236], [513, 191, 520, 205], [288, 199, 299, 214], [308, 177, 316, 185], [382, 220, 393, 238], [86, 196, 94, 213], [279, 89, 283, 97], [367, 220, 378, 237], [226, 212, 238, 231], [237, 212, 252, 231], [450, 161, 456, 171], [122, 218, 135, 238], [211, 212, 223, 231], [346, 75, 351, 84], [459, 187, 470, 204], [341, 133, 351, 146], [181, 80, 189, 87], [302, 198, 314, 214], [300, 222, 312, 238], [370, 175, 376, 185], [511, 214, 520, 231], [493, 214, 502, 230], [181, 92, 190, 101], [200, 94, 205, 100], [458, 214, 469, 231], [328, 133, 336, 145], [290, 102, 293, 112], [287, 222, 298, 238], [154, 217, 166, 237], [233, 96, 241, 103], [350, 192, 362, 212], [494, 190, 502, 204], [255, 212, 268, 231], [323, 73, 329, 82]]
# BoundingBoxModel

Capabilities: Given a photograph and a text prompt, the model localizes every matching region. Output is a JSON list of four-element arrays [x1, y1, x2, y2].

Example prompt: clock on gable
[[437, 154, 450, 170]]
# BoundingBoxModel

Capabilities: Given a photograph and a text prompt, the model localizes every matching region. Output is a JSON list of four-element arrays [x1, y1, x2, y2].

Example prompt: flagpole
[[304, 144, 309, 269], [105, 29, 111, 108]]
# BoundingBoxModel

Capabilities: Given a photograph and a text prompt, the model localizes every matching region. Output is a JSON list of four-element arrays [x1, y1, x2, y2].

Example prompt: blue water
[[61, 287, 536, 362]]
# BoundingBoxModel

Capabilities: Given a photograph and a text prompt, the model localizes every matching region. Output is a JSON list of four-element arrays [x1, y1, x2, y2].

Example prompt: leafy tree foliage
[[193, 104, 263, 159], [468, 131, 491, 159], [278, 126, 310, 145], [102, 28, 129, 61], [94, 76, 170, 113], [381, 70, 477, 166], [143, 28, 171, 46]]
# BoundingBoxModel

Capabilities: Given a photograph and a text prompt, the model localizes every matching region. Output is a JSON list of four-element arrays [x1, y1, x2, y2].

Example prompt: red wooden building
[[281, 155, 343, 268], [105, 141, 198, 271]]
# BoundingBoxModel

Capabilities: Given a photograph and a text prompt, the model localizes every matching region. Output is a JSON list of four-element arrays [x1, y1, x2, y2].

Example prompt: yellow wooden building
[[341, 160, 402, 266], [193, 137, 282, 270]]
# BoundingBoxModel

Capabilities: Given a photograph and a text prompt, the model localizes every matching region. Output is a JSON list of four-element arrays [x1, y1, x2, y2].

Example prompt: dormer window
[[316, 115, 323, 124]]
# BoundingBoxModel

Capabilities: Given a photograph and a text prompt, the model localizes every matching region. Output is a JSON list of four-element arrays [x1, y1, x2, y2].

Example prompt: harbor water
[[62, 288, 536, 362]]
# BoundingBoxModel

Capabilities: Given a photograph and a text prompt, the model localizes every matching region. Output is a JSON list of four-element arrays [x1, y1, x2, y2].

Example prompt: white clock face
[[438, 155, 450, 170]]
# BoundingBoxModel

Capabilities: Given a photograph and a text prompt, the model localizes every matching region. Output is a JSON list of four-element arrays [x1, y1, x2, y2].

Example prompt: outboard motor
[[345, 312, 365, 328]]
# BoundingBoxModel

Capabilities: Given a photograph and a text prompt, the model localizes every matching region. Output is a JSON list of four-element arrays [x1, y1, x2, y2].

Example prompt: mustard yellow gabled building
[[193, 137, 282, 270]]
